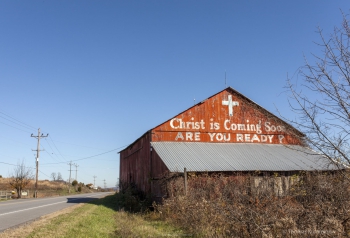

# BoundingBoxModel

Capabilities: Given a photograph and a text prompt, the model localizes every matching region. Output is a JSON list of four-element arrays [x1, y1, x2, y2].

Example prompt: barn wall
[[119, 131, 170, 198], [119, 132, 152, 194]]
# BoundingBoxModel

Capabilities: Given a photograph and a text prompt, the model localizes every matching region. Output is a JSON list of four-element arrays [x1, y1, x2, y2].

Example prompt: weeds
[[154, 171, 350, 237]]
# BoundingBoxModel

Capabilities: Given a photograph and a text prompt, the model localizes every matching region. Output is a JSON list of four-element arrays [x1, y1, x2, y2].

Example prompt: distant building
[[119, 87, 339, 201]]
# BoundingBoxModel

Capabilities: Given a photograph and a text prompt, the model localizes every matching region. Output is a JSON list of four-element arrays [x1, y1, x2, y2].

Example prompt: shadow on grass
[[66, 197, 100, 203], [83, 192, 150, 213], [67, 191, 152, 214], [85, 193, 120, 211]]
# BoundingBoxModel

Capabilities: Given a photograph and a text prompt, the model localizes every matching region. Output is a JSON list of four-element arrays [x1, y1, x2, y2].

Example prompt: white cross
[[222, 95, 239, 116]]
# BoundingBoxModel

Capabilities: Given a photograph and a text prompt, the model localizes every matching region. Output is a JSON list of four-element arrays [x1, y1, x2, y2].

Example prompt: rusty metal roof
[[150, 142, 340, 172]]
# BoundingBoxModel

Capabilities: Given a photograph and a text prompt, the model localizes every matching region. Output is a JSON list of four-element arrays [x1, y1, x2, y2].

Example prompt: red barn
[[119, 87, 336, 200]]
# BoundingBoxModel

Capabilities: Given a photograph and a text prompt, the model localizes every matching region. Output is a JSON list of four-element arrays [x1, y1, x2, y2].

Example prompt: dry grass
[[114, 211, 188, 237], [0, 177, 13, 190], [0, 177, 91, 198]]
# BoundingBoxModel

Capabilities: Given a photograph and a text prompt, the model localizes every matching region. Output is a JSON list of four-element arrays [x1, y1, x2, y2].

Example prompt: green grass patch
[[26, 198, 116, 238], [24, 193, 188, 238]]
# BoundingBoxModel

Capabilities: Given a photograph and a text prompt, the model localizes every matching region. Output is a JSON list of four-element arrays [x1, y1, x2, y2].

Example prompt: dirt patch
[[0, 203, 84, 238]]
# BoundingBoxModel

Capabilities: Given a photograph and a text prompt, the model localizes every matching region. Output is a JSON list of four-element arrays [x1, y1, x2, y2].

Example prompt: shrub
[[116, 183, 151, 213], [155, 172, 350, 237]]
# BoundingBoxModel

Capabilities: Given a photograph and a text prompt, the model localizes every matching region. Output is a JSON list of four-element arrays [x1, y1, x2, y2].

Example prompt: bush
[[116, 183, 151, 213], [77, 186, 82, 192], [72, 180, 78, 186], [155, 172, 350, 237]]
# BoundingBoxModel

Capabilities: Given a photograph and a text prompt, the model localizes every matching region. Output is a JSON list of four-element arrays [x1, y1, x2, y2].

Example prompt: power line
[[41, 146, 127, 165], [0, 111, 37, 130], [0, 135, 32, 146], [47, 136, 68, 162], [38, 170, 51, 178], [0, 115, 35, 131], [73, 148, 120, 162], [77, 166, 118, 170], [46, 139, 107, 150], [0, 161, 35, 170], [41, 145, 66, 164], [0, 121, 33, 133], [43, 138, 66, 163]]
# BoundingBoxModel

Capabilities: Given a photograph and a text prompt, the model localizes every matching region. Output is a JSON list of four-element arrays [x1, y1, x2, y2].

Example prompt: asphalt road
[[0, 192, 110, 232]]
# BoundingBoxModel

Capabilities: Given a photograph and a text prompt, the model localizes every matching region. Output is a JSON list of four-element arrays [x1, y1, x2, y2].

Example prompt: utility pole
[[31, 128, 48, 198], [93, 175, 97, 189], [74, 164, 79, 181], [68, 161, 74, 193], [103, 179, 106, 189]]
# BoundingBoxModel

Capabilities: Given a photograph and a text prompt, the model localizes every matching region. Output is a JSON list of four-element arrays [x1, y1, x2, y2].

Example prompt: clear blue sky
[[0, 1, 349, 188]]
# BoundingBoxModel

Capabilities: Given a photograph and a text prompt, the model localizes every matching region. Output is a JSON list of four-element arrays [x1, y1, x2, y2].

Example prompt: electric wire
[[38, 170, 51, 178], [41, 145, 127, 165], [0, 115, 35, 131], [0, 121, 33, 133], [45, 139, 107, 150], [41, 145, 68, 170], [47, 136, 68, 162], [0, 161, 36, 170], [0, 112, 36, 129], [42, 138, 67, 163], [0, 161, 51, 180]]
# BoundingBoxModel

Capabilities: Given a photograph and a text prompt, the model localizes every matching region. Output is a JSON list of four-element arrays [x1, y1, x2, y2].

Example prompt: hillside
[[0, 177, 93, 198]]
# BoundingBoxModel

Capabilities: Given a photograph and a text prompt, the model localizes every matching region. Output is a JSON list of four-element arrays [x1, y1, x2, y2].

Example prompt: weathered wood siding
[[152, 88, 302, 145], [119, 131, 170, 197]]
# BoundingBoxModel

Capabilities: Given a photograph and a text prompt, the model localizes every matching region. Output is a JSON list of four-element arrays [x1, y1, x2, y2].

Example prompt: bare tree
[[57, 172, 63, 181], [286, 12, 350, 167], [9, 160, 34, 198], [51, 172, 57, 181]]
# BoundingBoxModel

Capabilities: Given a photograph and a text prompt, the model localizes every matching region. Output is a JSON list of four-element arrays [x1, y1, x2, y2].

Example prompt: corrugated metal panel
[[150, 142, 340, 172]]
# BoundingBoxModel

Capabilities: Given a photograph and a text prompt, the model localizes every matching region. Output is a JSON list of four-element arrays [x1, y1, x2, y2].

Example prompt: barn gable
[[152, 87, 303, 145]]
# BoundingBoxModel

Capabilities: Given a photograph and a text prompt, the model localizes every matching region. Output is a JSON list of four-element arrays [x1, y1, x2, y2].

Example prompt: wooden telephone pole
[[93, 175, 97, 189], [31, 128, 48, 198], [68, 161, 75, 194]]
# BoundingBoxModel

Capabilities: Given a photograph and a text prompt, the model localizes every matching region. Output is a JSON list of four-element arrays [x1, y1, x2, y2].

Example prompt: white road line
[[0, 196, 66, 207], [0, 194, 101, 217], [0, 193, 103, 206]]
